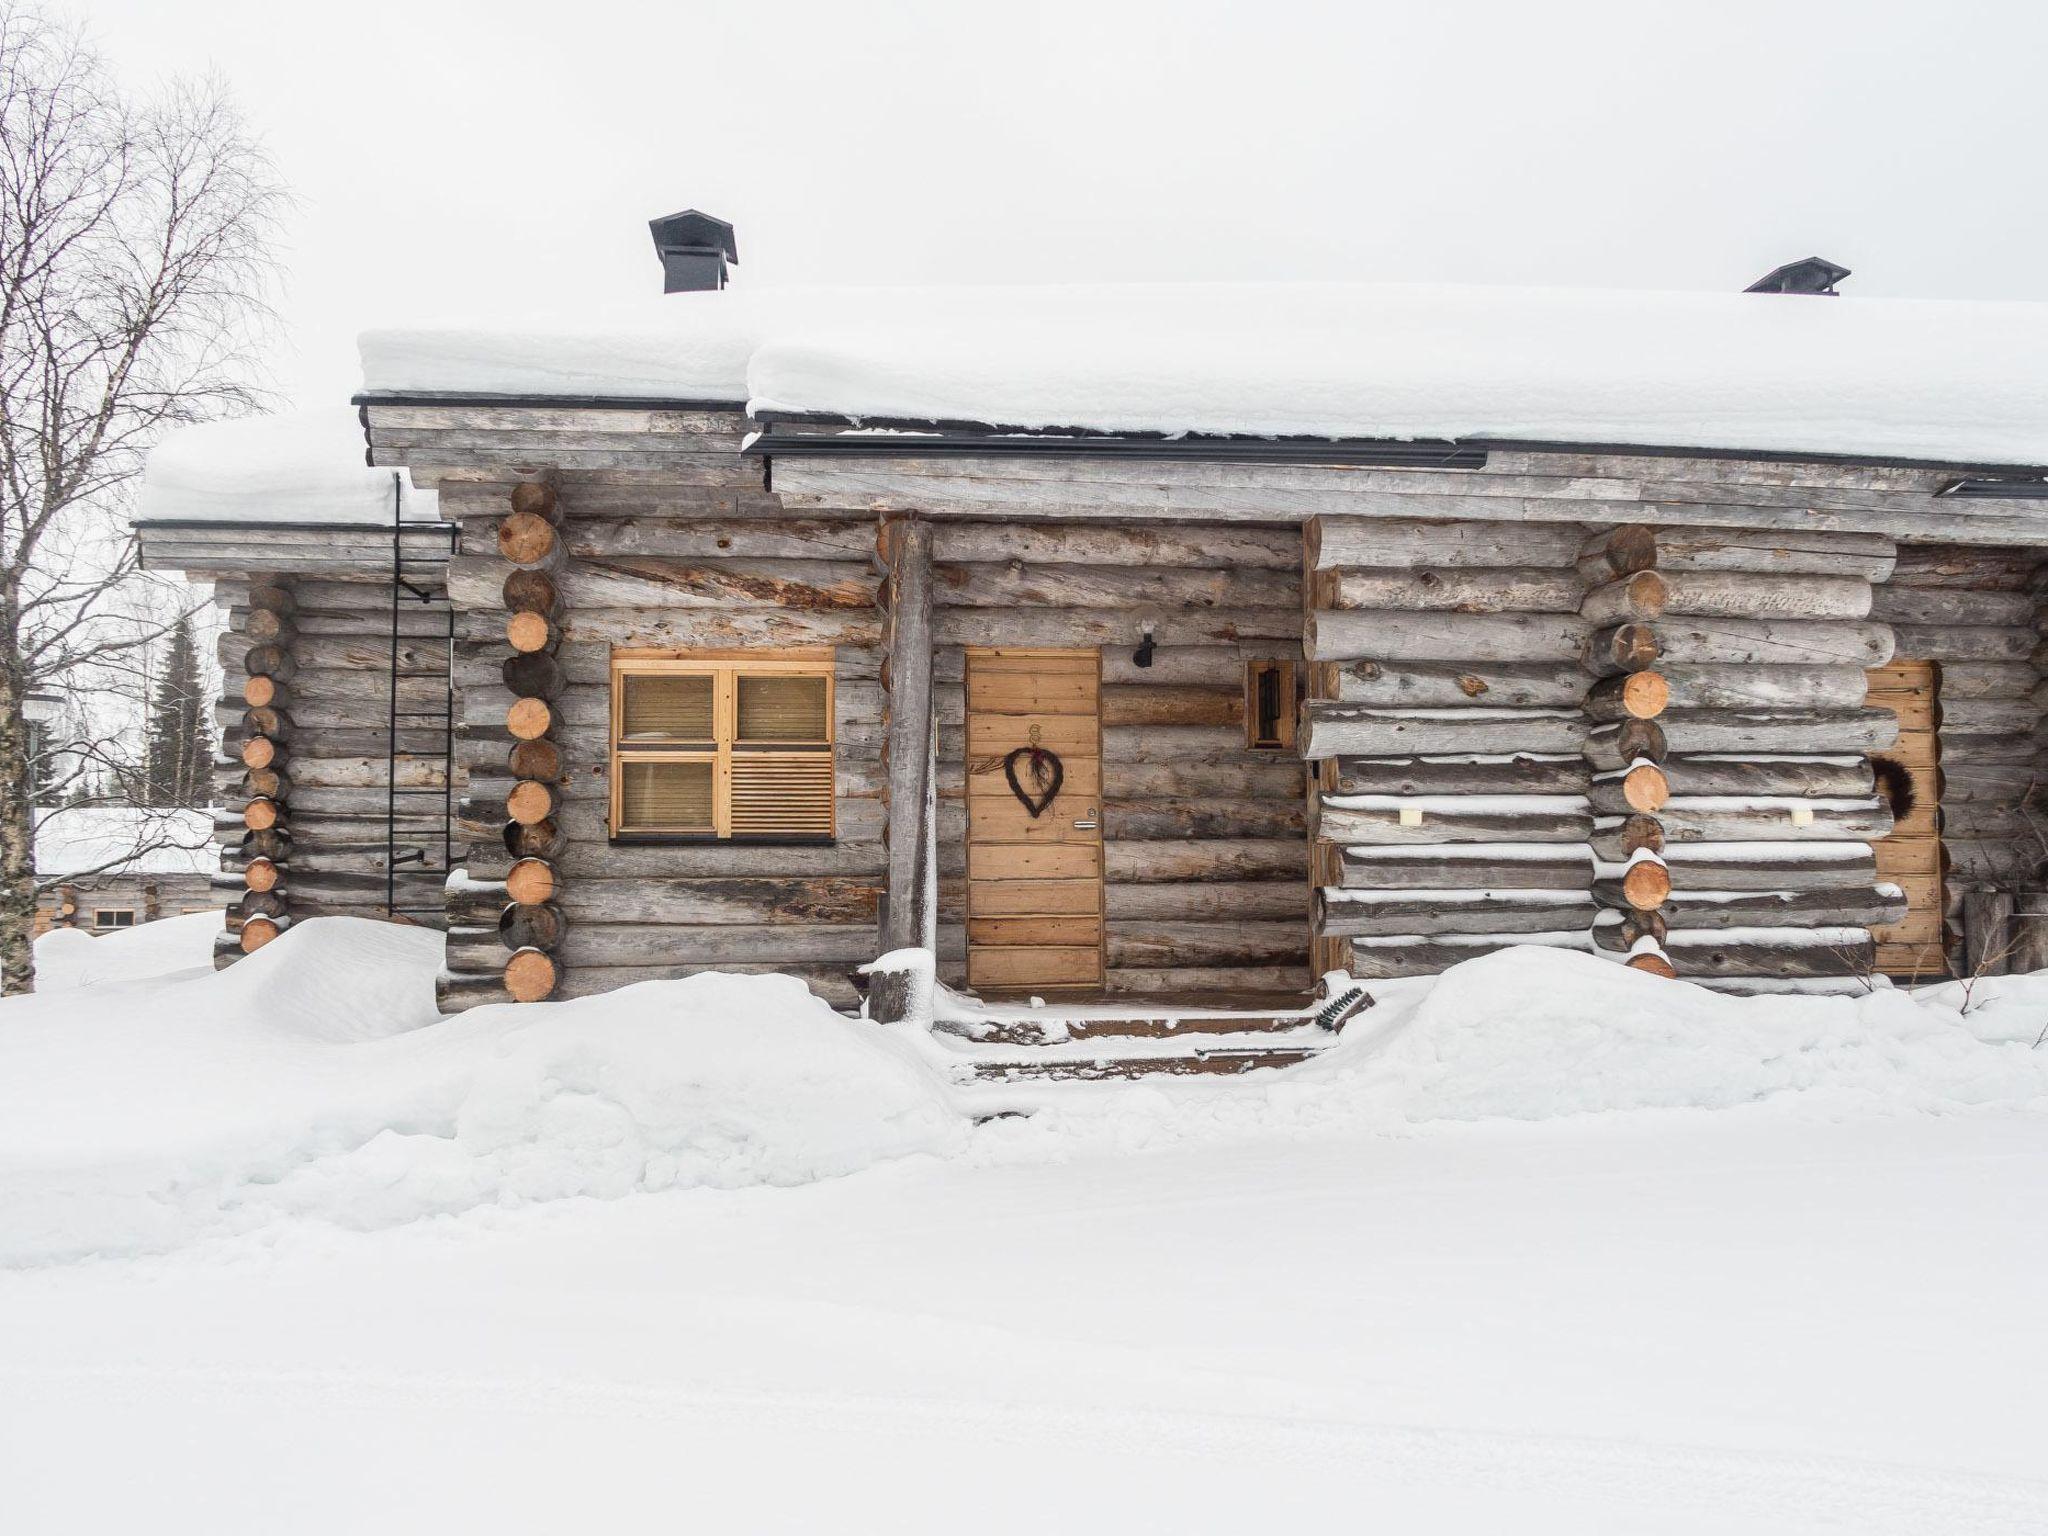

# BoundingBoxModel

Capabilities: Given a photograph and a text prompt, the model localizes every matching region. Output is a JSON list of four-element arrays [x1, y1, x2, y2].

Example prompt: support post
[[879, 515, 935, 970]]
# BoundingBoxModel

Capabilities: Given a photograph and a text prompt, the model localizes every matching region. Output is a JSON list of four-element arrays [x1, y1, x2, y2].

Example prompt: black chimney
[[1744, 256, 1850, 296], [650, 209, 738, 292]]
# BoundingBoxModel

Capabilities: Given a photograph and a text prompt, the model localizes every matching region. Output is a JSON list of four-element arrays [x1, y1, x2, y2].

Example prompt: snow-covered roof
[[139, 410, 439, 526], [358, 281, 2048, 468], [34, 807, 217, 878]]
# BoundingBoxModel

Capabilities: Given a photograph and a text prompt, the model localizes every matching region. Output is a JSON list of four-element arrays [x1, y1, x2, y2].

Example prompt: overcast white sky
[[77, 0, 2048, 412]]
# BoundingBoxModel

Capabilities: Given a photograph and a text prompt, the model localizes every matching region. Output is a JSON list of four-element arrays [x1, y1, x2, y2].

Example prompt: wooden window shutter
[[611, 654, 835, 840]]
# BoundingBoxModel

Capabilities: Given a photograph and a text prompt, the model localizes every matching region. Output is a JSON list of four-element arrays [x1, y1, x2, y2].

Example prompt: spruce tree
[[144, 616, 212, 807]]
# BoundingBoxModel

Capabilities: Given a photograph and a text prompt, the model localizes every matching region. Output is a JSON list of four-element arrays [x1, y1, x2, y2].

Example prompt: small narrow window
[[610, 654, 836, 841], [1244, 658, 1298, 751], [93, 909, 136, 929]]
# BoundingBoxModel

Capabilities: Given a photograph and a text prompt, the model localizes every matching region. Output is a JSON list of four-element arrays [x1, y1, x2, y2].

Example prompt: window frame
[[92, 908, 137, 930], [608, 650, 837, 844], [1244, 657, 1299, 752]]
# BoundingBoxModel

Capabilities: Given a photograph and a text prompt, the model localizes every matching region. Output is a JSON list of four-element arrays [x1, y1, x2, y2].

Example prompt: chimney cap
[[1744, 256, 1851, 295], [650, 209, 738, 264]]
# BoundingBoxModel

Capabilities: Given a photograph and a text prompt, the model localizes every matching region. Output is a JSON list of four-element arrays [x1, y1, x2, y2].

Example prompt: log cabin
[[136, 223, 2048, 1072]]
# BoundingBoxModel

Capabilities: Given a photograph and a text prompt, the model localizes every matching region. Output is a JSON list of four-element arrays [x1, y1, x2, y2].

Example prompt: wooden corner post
[[877, 515, 936, 1010]]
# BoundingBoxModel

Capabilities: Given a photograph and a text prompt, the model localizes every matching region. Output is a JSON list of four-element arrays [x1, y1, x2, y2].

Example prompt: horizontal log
[[1605, 756, 1876, 802], [1894, 624, 2036, 662], [549, 876, 880, 926], [1328, 567, 1582, 615], [933, 521, 1302, 570], [451, 553, 877, 613], [1652, 708, 1899, 755], [1328, 754, 1588, 796], [1339, 930, 1591, 978], [1104, 921, 1304, 968], [1337, 844, 1592, 890], [1105, 760, 1306, 799], [1577, 525, 1895, 582], [502, 650, 566, 700], [1318, 797, 1592, 845], [504, 947, 561, 1003], [936, 606, 1303, 648], [1871, 585, 2035, 627], [497, 512, 562, 569], [1317, 887, 1597, 936], [1104, 880, 1306, 921], [1584, 718, 1667, 771], [1651, 663, 1869, 712], [1302, 705, 1583, 760], [506, 611, 561, 655], [1583, 671, 1670, 722], [1586, 618, 1893, 672], [1644, 886, 1909, 931], [1652, 843, 1879, 891], [1105, 839, 1306, 882], [1308, 516, 1586, 571], [1323, 659, 1589, 708], [934, 560, 1297, 610], [1307, 610, 1588, 664], [1655, 929, 1875, 978], [1585, 570, 1872, 625], [1099, 684, 1239, 728], [1597, 798, 1889, 854], [499, 901, 564, 953], [1939, 697, 2040, 734], [1105, 799, 1305, 839], [503, 568, 559, 618]]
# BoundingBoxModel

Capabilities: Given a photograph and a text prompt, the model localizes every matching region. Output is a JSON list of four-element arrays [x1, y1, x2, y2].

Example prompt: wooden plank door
[[965, 648, 1105, 994], [1866, 659, 1945, 978]]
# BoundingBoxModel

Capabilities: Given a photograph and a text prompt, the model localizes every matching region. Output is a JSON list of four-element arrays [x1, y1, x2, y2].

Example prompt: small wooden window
[[1244, 659, 1298, 751], [610, 654, 836, 841], [93, 909, 136, 929]]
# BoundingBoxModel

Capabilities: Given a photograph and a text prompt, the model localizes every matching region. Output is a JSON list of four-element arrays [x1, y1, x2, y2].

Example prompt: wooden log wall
[[1870, 543, 2048, 972], [209, 571, 455, 964], [1580, 525, 1903, 989], [926, 519, 1310, 998], [210, 578, 299, 965], [434, 438, 886, 1012], [1303, 516, 1597, 980]]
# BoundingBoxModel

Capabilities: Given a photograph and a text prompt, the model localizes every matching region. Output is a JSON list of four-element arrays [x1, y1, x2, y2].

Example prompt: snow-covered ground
[[4, 917, 2047, 1533]]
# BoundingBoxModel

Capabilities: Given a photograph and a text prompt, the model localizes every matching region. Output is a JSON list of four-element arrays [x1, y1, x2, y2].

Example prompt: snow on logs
[[1579, 523, 1900, 988], [219, 578, 300, 965], [1304, 515, 1596, 978]]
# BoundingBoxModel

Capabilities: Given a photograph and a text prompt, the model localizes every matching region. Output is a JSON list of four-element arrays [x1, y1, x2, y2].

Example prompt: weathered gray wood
[[1329, 755, 1589, 796], [2010, 890, 2048, 973], [935, 561, 1296, 610], [1652, 664, 1869, 712], [1648, 886, 1908, 931], [1962, 891, 2016, 977], [1655, 844, 1878, 891], [932, 521, 1302, 569], [1105, 839, 1306, 882], [1939, 697, 2041, 734], [1895, 624, 2036, 662], [1302, 704, 1584, 759], [1577, 525, 1896, 582], [1308, 517, 1587, 571], [882, 517, 934, 956], [1317, 889, 1598, 937], [1871, 585, 2036, 627], [1605, 930, 1876, 978], [937, 606, 1304, 647], [1324, 659, 1589, 708], [1328, 567, 1583, 615], [1585, 570, 1872, 625], [1337, 846, 1592, 890], [1318, 800, 1593, 845], [1650, 708, 1900, 756], [1602, 757, 1872, 804], [1105, 800, 1303, 839], [449, 553, 877, 613], [1603, 797, 1891, 847], [1307, 610, 1589, 663], [1106, 881, 1306, 920], [1340, 932, 1589, 978], [1586, 618, 1893, 671], [1104, 922, 1305, 968]]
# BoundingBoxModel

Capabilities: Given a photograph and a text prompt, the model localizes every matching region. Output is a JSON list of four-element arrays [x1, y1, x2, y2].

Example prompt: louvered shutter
[[729, 753, 835, 836]]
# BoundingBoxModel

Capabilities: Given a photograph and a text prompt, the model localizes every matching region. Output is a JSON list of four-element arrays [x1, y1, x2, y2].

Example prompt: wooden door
[[1866, 660, 1945, 977], [965, 648, 1105, 993]]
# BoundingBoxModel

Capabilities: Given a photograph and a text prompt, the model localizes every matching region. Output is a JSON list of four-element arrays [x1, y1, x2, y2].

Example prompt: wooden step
[[968, 1045, 1329, 1082]]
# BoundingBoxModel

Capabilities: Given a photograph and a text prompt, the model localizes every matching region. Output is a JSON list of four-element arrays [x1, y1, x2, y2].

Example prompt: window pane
[[736, 674, 829, 743], [620, 760, 714, 830], [622, 674, 713, 740]]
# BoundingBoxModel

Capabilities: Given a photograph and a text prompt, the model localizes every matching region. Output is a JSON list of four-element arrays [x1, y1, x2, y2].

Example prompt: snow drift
[[0, 919, 961, 1264], [4, 921, 2046, 1264]]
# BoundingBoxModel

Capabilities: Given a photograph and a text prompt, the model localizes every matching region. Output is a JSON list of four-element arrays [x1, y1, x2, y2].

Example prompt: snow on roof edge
[[140, 409, 440, 527], [358, 280, 2048, 470]]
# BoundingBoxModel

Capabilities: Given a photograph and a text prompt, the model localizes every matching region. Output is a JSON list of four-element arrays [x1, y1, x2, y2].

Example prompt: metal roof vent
[[650, 209, 738, 292], [1744, 256, 1851, 295]]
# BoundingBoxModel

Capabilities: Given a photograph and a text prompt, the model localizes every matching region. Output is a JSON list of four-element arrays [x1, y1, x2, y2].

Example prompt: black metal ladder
[[384, 475, 458, 919]]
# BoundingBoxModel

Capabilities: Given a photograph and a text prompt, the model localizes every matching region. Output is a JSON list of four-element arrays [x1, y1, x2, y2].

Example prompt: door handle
[[1072, 805, 1098, 830]]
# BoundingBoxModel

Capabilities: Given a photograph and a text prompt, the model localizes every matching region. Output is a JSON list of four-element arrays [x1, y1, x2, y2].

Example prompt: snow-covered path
[[5, 1112, 2045, 1535]]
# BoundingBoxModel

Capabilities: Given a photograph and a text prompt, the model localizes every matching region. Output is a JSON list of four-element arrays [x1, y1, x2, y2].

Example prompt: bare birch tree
[[0, 3, 282, 991]]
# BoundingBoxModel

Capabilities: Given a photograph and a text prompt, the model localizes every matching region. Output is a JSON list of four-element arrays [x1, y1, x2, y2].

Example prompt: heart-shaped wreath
[[1001, 744, 1064, 818]]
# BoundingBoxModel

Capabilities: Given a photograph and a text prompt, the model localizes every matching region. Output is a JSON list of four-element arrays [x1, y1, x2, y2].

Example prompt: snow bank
[[138, 409, 439, 526], [33, 910, 222, 992], [359, 281, 2048, 466], [0, 918, 960, 1264]]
